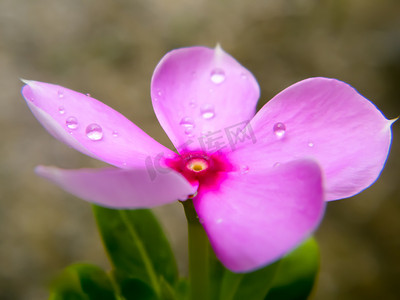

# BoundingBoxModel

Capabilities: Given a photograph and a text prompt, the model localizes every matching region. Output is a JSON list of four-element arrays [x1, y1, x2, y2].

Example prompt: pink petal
[[228, 78, 394, 200], [21, 80, 174, 168], [151, 46, 260, 151], [193, 159, 324, 273], [36, 166, 196, 208]]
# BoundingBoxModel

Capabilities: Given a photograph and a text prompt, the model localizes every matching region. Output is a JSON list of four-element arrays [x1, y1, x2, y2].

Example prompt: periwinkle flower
[[21, 46, 393, 272]]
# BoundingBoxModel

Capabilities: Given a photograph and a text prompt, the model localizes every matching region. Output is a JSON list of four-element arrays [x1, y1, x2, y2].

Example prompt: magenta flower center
[[166, 151, 233, 190]]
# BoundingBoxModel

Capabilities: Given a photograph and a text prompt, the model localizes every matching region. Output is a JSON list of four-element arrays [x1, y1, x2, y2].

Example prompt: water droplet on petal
[[86, 123, 103, 141], [240, 165, 249, 174], [66, 116, 78, 129], [210, 68, 226, 84], [200, 104, 215, 120], [308, 142, 314, 148], [273, 162, 281, 167], [184, 128, 193, 135], [58, 106, 65, 114], [273, 122, 286, 139], [58, 90, 64, 98], [216, 218, 223, 224], [241, 72, 248, 79], [157, 89, 163, 96], [86, 93, 91, 97], [180, 117, 195, 134], [112, 131, 119, 137], [189, 99, 197, 108]]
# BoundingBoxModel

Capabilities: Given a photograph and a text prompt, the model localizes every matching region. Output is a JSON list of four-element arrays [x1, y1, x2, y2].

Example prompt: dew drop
[[273, 122, 286, 139], [57, 90, 64, 98], [308, 142, 314, 148], [157, 89, 163, 97], [86, 123, 103, 141], [189, 99, 197, 108], [179, 117, 195, 134], [112, 131, 119, 137], [241, 72, 248, 79], [66, 116, 78, 129], [273, 162, 281, 167], [200, 104, 215, 120], [58, 106, 65, 114], [86, 93, 91, 97], [240, 165, 249, 174], [184, 127, 193, 135], [210, 68, 226, 84]]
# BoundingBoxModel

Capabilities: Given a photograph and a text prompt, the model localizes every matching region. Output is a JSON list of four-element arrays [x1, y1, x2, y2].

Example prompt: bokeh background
[[1, 0, 399, 299]]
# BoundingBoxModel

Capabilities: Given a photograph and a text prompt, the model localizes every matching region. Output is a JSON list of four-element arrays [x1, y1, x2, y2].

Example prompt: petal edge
[[36, 166, 196, 208]]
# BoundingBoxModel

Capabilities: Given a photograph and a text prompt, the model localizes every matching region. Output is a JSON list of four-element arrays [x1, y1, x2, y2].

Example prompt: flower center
[[165, 151, 233, 191], [186, 158, 209, 172]]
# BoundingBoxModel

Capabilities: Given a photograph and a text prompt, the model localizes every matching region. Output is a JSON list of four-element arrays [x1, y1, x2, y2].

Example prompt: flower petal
[[36, 166, 196, 208], [193, 159, 325, 273], [151, 46, 260, 151], [22, 80, 173, 168], [228, 78, 394, 200]]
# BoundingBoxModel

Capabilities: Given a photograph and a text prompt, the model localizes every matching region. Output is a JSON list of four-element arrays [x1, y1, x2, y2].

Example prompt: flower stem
[[182, 200, 210, 300]]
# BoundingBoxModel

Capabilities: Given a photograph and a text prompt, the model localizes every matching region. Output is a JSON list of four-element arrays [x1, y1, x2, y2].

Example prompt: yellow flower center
[[186, 158, 209, 172]]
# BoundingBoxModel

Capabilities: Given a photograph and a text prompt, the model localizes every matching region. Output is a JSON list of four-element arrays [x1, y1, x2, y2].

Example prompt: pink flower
[[21, 46, 394, 272]]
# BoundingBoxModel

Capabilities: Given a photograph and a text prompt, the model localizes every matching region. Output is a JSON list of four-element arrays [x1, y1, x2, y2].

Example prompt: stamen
[[164, 151, 233, 189], [187, 158, 208, 172]]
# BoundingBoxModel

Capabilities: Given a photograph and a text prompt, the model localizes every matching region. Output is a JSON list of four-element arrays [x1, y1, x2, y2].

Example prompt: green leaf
[[215, 238, 319, 300], [265, 238, 320, 300], [174, 278, 189, 300], [218, 260, 280, 300], [159, 276, 177, 300], [92, 206, 178, 297], [48, 263, 117, 300], [113, 271, 178, 300], [114, 274, 159, 300]]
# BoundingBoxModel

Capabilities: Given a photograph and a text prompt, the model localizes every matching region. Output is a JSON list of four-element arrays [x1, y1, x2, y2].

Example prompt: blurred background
[[0, 0, 399, 299]]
